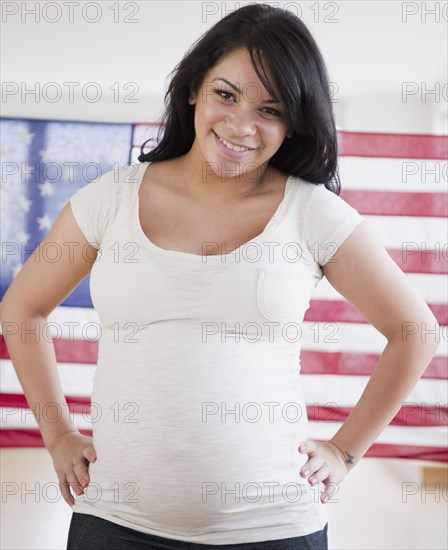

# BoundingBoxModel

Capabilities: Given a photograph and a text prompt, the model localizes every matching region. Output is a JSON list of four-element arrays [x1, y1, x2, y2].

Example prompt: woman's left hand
[[298, 439, 351, 504]]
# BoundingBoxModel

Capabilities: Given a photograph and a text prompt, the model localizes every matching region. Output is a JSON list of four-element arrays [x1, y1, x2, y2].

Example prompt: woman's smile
[[213, 130, 256, 157]]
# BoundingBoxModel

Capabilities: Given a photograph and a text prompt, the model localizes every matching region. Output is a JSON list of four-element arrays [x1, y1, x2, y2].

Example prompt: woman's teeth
[[217, 134, 251, 152]]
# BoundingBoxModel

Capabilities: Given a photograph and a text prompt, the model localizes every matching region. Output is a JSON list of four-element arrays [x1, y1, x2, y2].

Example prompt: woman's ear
[[188, 90, 197, 105]]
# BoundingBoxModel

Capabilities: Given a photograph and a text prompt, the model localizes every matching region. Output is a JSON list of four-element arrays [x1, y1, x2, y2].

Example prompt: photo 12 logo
[[1, 2, 140, 24]]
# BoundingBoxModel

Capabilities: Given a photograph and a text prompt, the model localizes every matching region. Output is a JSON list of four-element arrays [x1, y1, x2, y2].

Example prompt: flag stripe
[[315, 272, 447, 306], [1, 362, 445, 407], [131, 127, 448, 160], [2, 395, 445, 428], [386, 249, 447, 275], [304, 300, 447, 327], [3, 428, 445, 462], [337, 131, 448, 160], [339, 157, 447, 193], [299, 351, 446, 380], [2, 340, 446, 379], [1, 310, 446, 357], [340, 190, 447, 218]]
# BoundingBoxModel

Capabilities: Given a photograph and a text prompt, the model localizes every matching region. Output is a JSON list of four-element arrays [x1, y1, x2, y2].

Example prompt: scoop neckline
[[131, 161, 297, 263]]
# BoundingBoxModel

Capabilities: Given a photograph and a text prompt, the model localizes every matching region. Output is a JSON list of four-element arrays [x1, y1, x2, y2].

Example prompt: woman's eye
[[261, 107, 282, 117], [214, 89, 282, 117], [214, 89, 234, 101]]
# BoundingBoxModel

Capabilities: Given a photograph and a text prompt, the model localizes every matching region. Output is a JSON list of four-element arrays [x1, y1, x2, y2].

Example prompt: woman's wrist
[[327, 439, 357, 471]]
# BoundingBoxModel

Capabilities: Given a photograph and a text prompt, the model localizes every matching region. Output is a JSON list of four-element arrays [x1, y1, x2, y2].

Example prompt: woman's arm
[[299, 220, 440, 500], [1, 201, 99, 505]]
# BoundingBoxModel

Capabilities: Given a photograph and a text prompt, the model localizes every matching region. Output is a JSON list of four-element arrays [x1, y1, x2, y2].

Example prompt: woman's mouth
[[213, 131, 255, 156]]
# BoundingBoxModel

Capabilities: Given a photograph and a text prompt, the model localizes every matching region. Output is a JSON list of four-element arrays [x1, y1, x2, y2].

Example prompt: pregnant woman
[[2, 4, 439, 550]]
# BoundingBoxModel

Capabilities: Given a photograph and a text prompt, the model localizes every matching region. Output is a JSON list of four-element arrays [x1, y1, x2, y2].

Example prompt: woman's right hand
[[46, 430, 97, 507]]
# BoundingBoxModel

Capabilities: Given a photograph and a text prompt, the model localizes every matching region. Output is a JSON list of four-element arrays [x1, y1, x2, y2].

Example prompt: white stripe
[[2, 358, 445, 408], [301, 374, 448, 408], [0, 306, 100, 337], [1, 321, 445, 358], [309, 422, 447, 448], [339, 156, 448, 193], [130, 147, 142, 164], [314, 272, 448, 305], [1, 360, 94, 397], [361, 215, 447, 249], [0, 409, 91, 430], [2, 415, 445, 448], [301, 321, 447, 356]]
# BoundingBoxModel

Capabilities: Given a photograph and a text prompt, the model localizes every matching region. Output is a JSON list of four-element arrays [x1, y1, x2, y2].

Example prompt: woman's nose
[[225, 109, 257, 137]]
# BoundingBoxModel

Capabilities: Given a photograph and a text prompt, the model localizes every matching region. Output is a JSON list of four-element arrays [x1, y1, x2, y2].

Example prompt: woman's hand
[[46, 430, 97, 507], [298, 439, 351, 504]]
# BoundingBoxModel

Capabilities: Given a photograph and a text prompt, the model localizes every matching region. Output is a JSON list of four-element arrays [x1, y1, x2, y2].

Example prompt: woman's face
[[188, 47, 292, 180]]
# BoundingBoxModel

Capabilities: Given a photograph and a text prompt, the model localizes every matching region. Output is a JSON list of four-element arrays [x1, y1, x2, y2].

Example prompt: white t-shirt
[[69, 161, 364, 544]]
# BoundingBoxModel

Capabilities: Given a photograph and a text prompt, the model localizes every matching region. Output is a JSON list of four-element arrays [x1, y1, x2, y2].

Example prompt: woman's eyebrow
[[212, 77, 280, 104]]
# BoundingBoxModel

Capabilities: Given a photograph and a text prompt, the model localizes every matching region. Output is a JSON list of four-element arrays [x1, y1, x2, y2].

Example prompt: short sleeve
[[69, 169, 118, 249], [304, 183, 365, 267]]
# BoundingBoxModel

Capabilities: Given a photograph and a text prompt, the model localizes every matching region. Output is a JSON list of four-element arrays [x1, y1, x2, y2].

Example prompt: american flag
[[1, 117, 447, 462]]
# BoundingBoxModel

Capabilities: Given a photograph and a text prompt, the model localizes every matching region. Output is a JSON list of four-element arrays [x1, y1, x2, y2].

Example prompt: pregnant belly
[[80, 415, 311, 533], [77, 353, 311, 532]]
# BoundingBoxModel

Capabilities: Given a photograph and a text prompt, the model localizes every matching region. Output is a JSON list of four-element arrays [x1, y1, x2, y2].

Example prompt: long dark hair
[[138, 3, 341, 194]]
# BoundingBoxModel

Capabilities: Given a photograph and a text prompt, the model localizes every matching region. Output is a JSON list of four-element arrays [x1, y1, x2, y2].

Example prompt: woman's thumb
[[83, 446, 97, 463]]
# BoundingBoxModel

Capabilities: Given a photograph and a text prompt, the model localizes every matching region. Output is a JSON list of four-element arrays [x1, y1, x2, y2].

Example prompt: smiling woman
[[138, 3, 339, 192], [184, 47, 292, 182], [0, 3, 440, 550]]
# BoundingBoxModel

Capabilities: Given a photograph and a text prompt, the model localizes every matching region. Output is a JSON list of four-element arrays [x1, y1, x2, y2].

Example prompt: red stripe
[[363, 443, 448, 462], [2, 429, 447, 462], [1, 304, 446, 365], [337, 131, 448, 160], [387, 249, 447, 275], [299, 351, 447, 380], [305, 300, 447, 327], [0, 429, 92, 448], [0, 336, 99, 364], [2, 394, 445, 428], [132, 123, 161, 147], [306, 404, 447, 427], [340, 190, 448, 218], [132, 126, 448, 159], [0, 393, 91, 413], [1, 338, 445, 379]]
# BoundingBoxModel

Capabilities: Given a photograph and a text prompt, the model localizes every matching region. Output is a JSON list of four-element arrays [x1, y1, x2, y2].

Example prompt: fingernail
[[299, 446, 306, 452], [81, 479, 88, 488], [322, 495, 329, 503], [302, 469, 309, 476], [309, 477, 316, 485]]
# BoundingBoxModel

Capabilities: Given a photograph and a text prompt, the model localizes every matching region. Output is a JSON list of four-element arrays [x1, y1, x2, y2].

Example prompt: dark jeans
[[67, 512, 328, 550]]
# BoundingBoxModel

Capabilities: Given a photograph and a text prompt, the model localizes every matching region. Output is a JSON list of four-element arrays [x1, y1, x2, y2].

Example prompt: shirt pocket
[[256, 265, 308, 323]]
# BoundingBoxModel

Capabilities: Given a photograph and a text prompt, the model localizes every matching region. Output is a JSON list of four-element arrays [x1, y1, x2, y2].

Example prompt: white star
[[18, 197, 33, 213], [39, 149, 54, 162], [62, 134, 77, 148], [19, 128, 34, 146], [87, 151, 100, 163], [12, 263, 24, 278], [36, 214, 52, 231], [107, 135, 125, 149], [17, 230, 31, 244], [0, 145, 11, 158], [38, 180, 54, 197]]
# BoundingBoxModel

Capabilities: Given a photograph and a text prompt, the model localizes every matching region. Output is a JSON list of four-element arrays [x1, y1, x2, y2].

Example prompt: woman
[[2, 4, 439, 550]]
